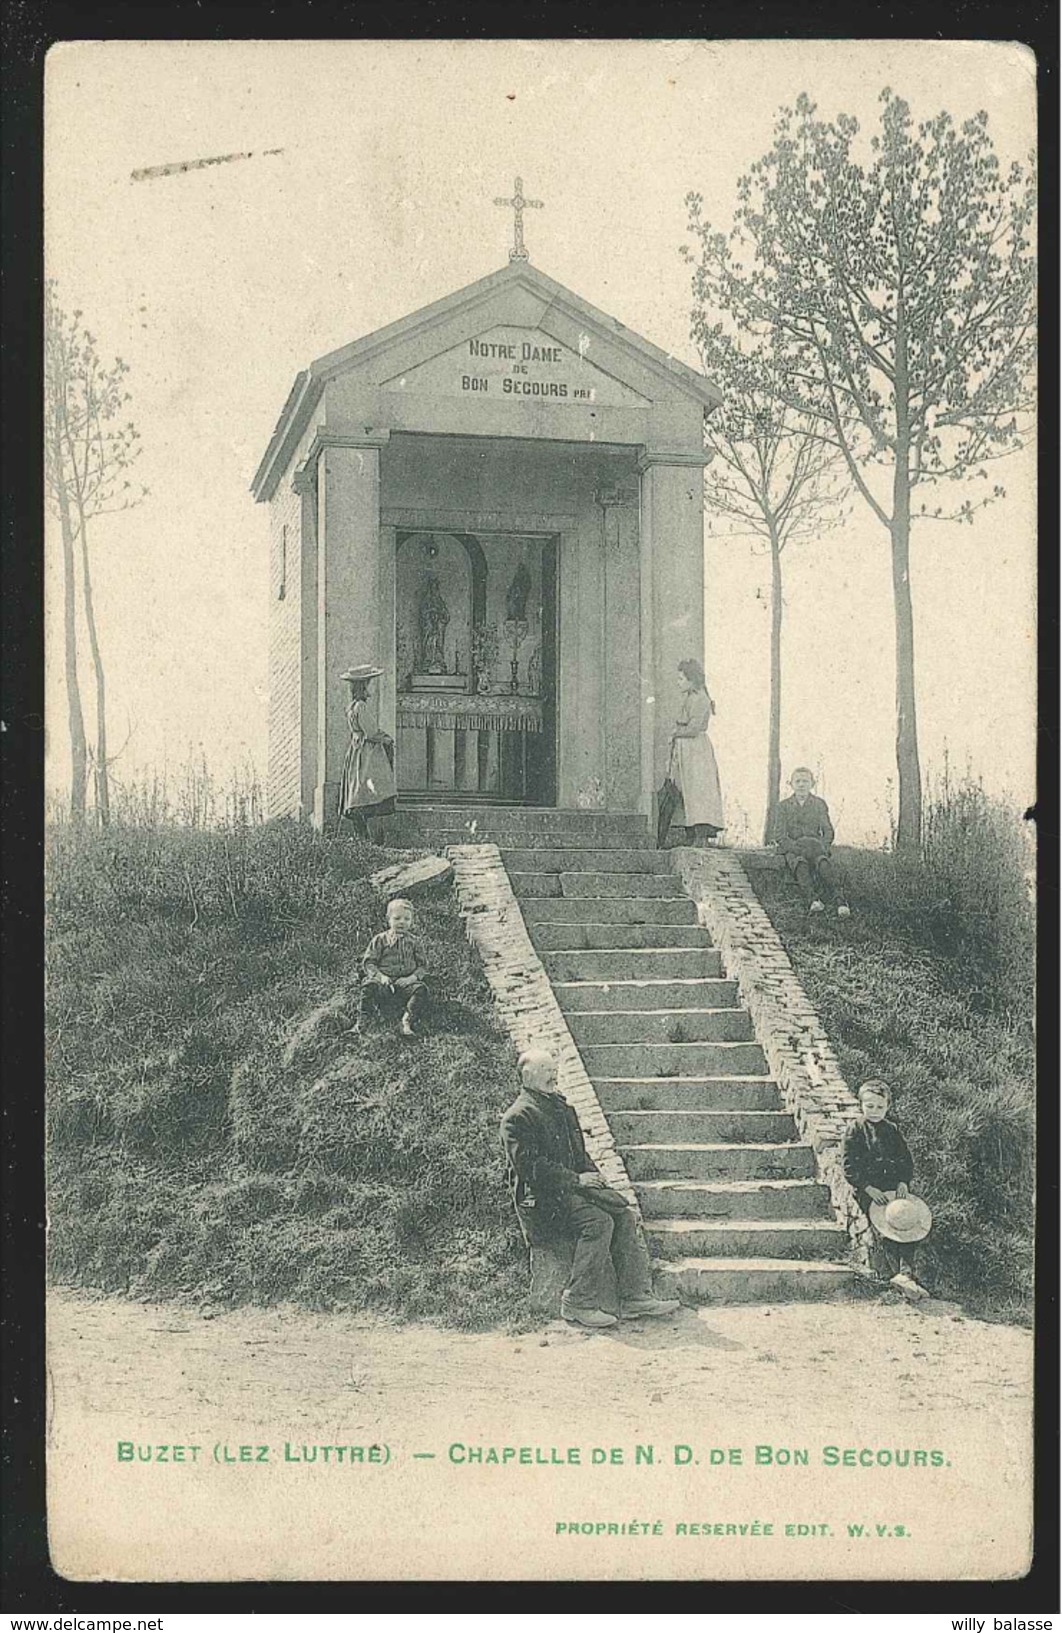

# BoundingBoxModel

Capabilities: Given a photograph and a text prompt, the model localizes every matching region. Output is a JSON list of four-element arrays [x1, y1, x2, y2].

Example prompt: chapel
[[252, 198, 720, 826]]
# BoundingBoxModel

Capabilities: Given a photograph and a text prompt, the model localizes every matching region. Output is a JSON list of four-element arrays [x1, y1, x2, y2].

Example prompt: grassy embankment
[[47, 774, 1034, 1328], [47, 816, 529, 1329], [747, 781, 1035, 1323]]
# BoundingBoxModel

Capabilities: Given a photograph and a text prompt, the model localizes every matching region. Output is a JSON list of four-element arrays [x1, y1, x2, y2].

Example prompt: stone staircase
[[394, 804, 859, 1304]]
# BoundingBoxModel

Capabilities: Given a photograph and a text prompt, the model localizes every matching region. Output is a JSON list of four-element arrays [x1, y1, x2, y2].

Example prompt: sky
[[43, 39, 1037, 844]]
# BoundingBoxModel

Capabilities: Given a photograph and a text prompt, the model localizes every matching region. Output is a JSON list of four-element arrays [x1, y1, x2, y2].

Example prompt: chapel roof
[[251, 259, 720, 502]]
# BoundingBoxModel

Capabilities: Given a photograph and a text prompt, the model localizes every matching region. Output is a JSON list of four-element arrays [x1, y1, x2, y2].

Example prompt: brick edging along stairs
[[407, 804, 865, 1305]]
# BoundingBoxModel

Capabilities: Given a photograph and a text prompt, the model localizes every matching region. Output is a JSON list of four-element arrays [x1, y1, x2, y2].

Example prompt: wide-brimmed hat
[[340, 663, 384, 682], [869, 1194, 933, 1243]]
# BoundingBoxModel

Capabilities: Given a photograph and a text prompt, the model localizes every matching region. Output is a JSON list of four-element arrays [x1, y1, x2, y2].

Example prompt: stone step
[[544, 948, 723, 982], [500, 848, 673, 874], [507, 873, 564, 898], [396, 827, 655, 851], [563, 874, 687, 899], [621, 1142, 815, 1182], [529, 923, 711, 952], [508, 872, 688, 901], [646, 1219, 849, 1260], [568, 1010, 755, 1047], [392, 806, 652, 842], [555, 978, 737, 1013], [522, 897, 698, 925], [593, 1076, 782, 1113], [635, 1178, 834, 1221], [580, 1040, 768, 1077], [652, 1257, 862, 1305], [610, 1109, 796, 1145]]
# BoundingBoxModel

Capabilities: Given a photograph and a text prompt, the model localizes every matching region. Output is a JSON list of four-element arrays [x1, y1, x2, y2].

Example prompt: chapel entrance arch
[[394, 529, 558, 805]]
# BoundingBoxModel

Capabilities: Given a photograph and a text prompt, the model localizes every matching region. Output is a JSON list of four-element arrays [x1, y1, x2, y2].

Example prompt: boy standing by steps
[[770, 766, 851, 918], [501, 1048, 681, 1330], [355, 896, 431, 1038]]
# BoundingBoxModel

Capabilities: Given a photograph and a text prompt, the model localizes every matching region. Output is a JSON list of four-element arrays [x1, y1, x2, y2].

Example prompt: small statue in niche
[[418, 574, 450, 675], [503, 558, 534, 693], [526, 643, 542, 697], [506, 559, 532, 623]]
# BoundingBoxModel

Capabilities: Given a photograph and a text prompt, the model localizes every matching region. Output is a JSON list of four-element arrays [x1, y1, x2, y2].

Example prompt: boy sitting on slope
[[355, 896, 431, 1039]]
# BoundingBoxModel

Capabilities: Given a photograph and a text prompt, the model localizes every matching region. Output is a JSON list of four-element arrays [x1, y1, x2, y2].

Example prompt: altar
[[252, 197, 720, 825], [393, 527, 556, 802]]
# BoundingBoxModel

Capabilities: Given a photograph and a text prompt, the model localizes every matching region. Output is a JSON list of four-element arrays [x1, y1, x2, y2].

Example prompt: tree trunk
[[77, 508, 109, 825], [891, 513, 922, 852], [891, 304, 922, 853], [54, 437, 88, 823], [762, 524, 783, 844]]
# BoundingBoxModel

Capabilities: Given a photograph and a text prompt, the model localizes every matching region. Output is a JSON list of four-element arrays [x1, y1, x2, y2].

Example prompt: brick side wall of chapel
[[267, 483, 303, 819]]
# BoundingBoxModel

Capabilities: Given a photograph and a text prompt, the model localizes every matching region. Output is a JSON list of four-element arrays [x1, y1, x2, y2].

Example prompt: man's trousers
[[553, 1192, 654, 1315]]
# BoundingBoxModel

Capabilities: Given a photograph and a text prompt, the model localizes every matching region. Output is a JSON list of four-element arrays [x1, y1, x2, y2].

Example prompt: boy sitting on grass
[[843, 1079, 929, 1300], [770, 766, 851, 919], [355, 896, 431, 1039]]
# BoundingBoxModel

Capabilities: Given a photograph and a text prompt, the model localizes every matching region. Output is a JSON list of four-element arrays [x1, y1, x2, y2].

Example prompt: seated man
[[500, 1047, 680, 1330], [355, 896, 430, 1038], [770, 767, 850, 918]]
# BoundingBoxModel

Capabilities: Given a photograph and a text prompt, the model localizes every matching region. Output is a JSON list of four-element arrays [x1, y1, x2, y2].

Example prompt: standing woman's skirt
[[338, 735, 396, 819], [673, 732, 724, 830]]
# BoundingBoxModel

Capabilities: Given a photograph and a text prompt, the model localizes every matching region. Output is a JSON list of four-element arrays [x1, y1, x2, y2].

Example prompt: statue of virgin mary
[[418, 574, 450, 675]]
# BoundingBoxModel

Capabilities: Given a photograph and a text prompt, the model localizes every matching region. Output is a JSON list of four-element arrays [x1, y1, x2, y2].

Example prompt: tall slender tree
[[695, 337, 847, 840], [686, 90, 1036, 849], [45, 287, 89, 821], [44, 283, 146, 823]]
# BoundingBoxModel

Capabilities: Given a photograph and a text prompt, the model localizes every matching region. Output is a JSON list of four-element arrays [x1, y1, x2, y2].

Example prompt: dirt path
[[47, 1290, 1033, 1583], [49, 1287, 1030, 1427]]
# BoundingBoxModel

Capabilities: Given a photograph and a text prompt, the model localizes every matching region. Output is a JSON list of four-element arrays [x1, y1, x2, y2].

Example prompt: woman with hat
[[843, 1080, 931, 1298], [338, 663, 396, 838], [669, 658, 725, 845]]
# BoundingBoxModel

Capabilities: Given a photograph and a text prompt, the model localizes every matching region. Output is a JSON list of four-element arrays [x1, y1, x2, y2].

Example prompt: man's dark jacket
[[770, 794, 835, 857], [842, 1117, 914, 1206], [501, 1087, 597, 1245]]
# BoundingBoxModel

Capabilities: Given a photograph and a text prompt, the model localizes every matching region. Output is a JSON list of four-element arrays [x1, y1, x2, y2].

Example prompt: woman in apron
[[670, 658, 724, 844], [338, 664, 396, 838]]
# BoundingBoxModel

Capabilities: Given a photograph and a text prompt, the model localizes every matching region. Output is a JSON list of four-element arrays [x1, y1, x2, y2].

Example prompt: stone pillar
[[312, 434, 388, 828], [378, 525, 397, 746], [598, 484, 641, 811], [292, 464, 318, 822], [638, 453, 708, 819]]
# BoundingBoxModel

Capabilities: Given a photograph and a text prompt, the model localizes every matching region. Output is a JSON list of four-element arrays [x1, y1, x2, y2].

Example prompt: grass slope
[[747, 839, 1034, 1323], [47, 820, 528, 1329]]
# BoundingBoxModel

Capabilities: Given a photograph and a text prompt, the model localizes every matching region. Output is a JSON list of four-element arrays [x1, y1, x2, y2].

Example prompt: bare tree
[[696, 336, 847, 839], [686, 90, 1036, 849], [45, 287, 89, 821], [44, 283, 147, 823]]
